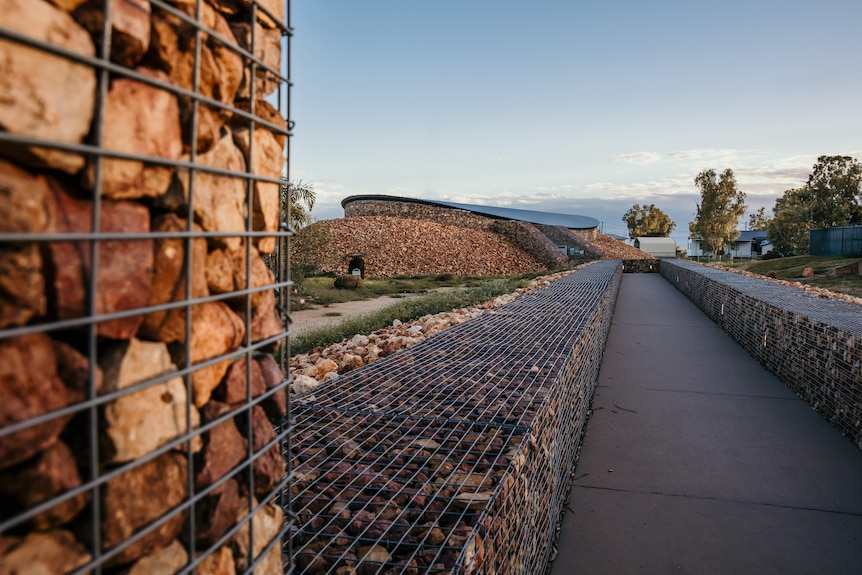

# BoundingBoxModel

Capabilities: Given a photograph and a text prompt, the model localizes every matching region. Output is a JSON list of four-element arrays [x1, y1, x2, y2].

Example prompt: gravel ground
[[289, 292, 437, 337]]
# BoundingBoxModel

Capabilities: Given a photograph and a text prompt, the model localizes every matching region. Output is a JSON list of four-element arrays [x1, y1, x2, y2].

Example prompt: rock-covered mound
[[579, 233, 658, 260], [290, 216, 545, 278]]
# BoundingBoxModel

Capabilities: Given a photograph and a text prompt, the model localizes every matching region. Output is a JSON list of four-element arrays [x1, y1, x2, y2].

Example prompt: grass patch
[[290, 276, 537, 355], [295, 272, 545, 307]]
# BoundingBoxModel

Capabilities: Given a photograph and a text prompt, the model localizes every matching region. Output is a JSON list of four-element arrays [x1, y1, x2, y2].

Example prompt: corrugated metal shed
[[342, 194, 600, 230], [633, 236, 677, 258]]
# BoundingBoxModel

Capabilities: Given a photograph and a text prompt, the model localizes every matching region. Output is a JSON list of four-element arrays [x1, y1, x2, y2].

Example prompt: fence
[[809, 225, 862, 256], [0, 1, 293, 573]]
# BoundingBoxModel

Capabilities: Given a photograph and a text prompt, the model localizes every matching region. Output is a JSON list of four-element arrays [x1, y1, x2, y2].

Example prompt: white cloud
[[615, 152, 662, 166], [668, 148, 741, 162]]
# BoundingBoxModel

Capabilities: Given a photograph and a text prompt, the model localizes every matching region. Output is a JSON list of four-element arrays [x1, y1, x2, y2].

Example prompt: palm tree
[[281, 174, 316, 230]]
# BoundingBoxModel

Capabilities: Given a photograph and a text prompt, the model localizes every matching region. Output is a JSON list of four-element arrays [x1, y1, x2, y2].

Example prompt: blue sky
[[288, 0, 861, 245]]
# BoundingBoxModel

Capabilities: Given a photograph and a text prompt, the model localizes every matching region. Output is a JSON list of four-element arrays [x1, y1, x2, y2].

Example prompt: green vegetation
[[291, 273, 528, 310], [711, 255, 862, 298], [689, 168, 747, 257], [767, 155, 862, 257], [747, 207, 771, 231], [282, 177, 317, 230], [290, 274, 544, 355], [622, 203, 676, 239]]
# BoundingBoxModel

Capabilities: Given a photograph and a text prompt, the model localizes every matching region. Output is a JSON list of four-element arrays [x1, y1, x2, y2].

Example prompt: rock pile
[[578, 233, 658, 260], [291, 217, 545, 278], [291, 214, 654, 281]]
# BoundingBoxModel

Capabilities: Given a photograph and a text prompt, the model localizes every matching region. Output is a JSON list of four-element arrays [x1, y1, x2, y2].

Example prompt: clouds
[[615, 152, 662, 166], [667, 148, 743, 163]]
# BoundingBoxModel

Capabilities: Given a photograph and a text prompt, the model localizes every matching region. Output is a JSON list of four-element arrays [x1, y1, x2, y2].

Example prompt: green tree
[[281, 176, 316, 230], [764, 155, 861, 257], [766, 188, 810, 256], [804, 155, 862, 228], [622, 203, 676, 239], [747, 206, 771, 231], [689, 168, 746, 256]]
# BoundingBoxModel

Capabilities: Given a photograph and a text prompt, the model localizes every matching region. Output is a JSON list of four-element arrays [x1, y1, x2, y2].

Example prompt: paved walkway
[[551, 273, 862, 574]]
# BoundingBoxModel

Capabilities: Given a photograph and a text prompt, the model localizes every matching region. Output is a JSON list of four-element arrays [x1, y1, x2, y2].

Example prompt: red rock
[[215, 357, 267, 405], [238, 406, 283, 497], [43, 180, 153, 339], [195, 401, 247, 489], [238, 288, 285, 350], [101, 452, 189, 566], [139, 214, 209, 343], [0, 334, 71, 470], [193, 479, 240, 546], [53, 339, 103, 397], [256, 354, 287, 419], [0, 441, 88, 529]]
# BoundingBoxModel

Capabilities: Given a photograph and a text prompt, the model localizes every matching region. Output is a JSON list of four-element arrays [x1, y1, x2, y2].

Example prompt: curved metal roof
[[341, 194, 600, 230]]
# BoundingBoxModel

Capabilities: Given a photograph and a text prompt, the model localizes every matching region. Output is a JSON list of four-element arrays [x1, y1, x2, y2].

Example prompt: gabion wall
[[620, 259, 660, 273], [661, 260, 862, 449], [0, 1, 292, 572], [291, 261, 623, 574]]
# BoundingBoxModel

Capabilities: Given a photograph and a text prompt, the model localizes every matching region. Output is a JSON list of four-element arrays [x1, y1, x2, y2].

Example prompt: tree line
[[622, 155, 862, 258]]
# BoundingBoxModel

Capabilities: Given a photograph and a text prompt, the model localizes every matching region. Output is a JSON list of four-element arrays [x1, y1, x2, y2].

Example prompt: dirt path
[[289, 293, 430, 337]]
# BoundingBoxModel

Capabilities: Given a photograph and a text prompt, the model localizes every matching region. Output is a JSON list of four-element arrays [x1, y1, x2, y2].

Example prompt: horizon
[[288, 1, 862, 247]]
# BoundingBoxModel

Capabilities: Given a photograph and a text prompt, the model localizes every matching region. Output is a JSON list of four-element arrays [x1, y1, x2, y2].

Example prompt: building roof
[[341, 194, 600, 230], [737, 230, 768, 242], [690, 230, 768, 243]]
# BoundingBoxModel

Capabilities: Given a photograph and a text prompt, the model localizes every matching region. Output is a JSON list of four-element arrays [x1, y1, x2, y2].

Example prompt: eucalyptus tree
[[622, 203, 676, 239], [689, 168, 746, 257]]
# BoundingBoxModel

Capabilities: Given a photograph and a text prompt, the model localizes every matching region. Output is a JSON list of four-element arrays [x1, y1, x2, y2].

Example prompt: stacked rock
[[0, 0, 289, 573]]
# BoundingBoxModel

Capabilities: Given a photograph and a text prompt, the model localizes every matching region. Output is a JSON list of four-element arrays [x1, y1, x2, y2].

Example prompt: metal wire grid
[[0, 1, 294, 572], [290, 261, 622, 574], [661, 260, 862, 447]]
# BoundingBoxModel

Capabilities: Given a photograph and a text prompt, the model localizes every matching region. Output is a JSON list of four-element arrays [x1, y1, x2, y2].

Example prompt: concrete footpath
[[550, 273, 862, 575]]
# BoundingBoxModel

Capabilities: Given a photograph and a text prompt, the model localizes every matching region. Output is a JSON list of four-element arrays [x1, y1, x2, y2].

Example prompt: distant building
[[688, 230, 770, 258], [341, 194, 600, 230], [632, 236, 676, 258]]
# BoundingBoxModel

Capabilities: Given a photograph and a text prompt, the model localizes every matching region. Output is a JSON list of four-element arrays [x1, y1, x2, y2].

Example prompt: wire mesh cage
[[0, 0, 293, 573], [290, 262, 622, 574]]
